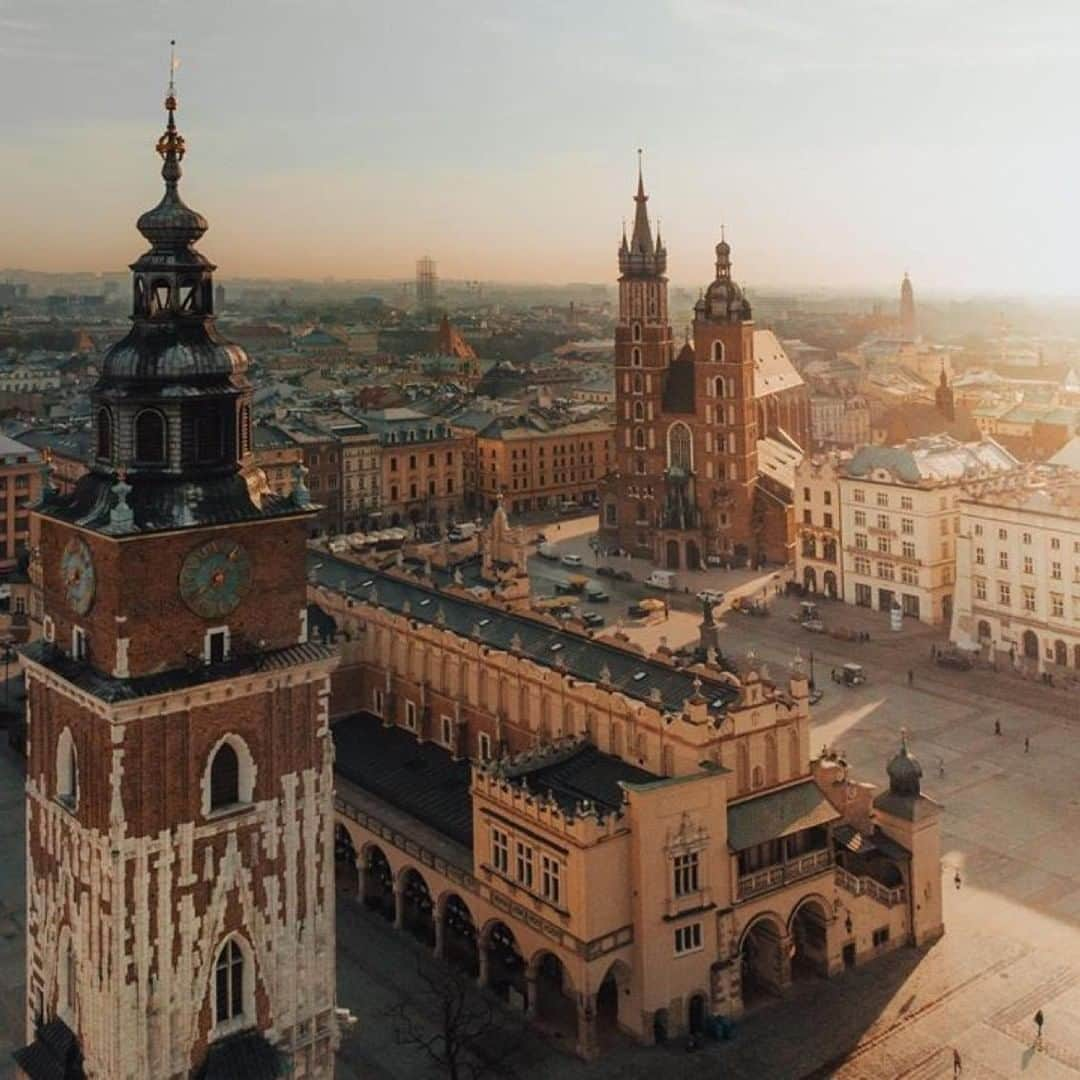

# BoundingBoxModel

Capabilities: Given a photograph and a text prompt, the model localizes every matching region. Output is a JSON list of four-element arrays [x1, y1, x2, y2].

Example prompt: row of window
[[973, 524, 1079, 552], [851, 557, 921, 585], [974, 548, 1079, 581], [973, 578, 1074, 618], [490, 826, 562, 905], [389, 451, 454, 471], [387, 479, 454, 501], [852, 490, 927, 511]]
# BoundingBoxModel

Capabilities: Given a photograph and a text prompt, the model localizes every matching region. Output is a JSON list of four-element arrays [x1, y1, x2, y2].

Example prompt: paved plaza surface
[[3, 522, 1080, 1076]]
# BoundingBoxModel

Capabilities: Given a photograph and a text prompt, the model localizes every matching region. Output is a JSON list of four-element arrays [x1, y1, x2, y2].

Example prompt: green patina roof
[[727, 780, 840, 852]]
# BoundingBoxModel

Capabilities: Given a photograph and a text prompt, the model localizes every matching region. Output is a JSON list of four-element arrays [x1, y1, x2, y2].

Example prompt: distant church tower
[[600, 154, 674, 554], [899, 272, 917, 341], [935, 363, 956, 422], [16, 69, 340, 1079]]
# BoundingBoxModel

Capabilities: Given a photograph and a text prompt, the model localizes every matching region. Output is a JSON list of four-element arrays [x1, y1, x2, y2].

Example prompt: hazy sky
[[3, 0, 1080, 294]]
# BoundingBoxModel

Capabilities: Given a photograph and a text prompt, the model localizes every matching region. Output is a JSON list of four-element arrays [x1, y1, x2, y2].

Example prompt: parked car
[[801, 618, 825, 633], [585, 584, 610, 602], [582, 611, 605, 628], [936, 649, 973, 671], [831, 662, 866, 687], [561, 553, 584, 567], [613, 568, 634, 582], [596, 565, 616, 578]]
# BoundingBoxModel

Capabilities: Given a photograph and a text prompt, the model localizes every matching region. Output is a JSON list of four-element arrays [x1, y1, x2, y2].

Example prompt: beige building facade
[[951, 465, 1080, 673], [312, 552, 943, 1059], [794, 452, 847, 599], [839, 436, 1017, 625]]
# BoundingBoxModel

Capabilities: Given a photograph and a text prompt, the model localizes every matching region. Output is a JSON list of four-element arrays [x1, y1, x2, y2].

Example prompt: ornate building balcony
[[835, 866, 906, 907], [735, 849, 832, 901]]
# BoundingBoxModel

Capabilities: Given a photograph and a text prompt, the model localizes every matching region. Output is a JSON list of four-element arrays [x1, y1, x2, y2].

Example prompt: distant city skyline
[[4, 1, 1080, 295]]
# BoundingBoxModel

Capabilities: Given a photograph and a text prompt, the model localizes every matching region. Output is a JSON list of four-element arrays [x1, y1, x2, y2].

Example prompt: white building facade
[[951, 465, 1080, 673], [838, 437, 1018, 625]]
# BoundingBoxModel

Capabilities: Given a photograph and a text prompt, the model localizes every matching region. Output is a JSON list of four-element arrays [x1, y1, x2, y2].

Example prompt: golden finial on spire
[[156, 39, 186, 168]]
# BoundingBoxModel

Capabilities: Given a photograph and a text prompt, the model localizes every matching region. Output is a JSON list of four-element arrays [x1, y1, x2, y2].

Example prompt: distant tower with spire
[[899, 272, 917, 341], [601, 151, 674, 555]]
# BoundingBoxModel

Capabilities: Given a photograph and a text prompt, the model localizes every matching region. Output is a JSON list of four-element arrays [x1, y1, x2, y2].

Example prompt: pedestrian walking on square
[[994, 719, 1001, 736], [1025, 737, 1030, 753], [908, 669, 914, 687], [939, 756, 945, 778], [954, 870, 962, 890], [953, 1047, 962, 1076], [1035, 1009, 1044, 1047]]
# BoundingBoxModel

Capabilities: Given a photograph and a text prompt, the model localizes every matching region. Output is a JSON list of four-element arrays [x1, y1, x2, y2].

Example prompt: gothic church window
[[631, 347, 642, 368], [712, 341, 725, 363], [667, 422, 693, 473], [633, 402, 644, 422], [633, 373, 643, 394], [632, 322, 642, 341], [634, 428, 646, 449], [214, 939, 245, 1026]]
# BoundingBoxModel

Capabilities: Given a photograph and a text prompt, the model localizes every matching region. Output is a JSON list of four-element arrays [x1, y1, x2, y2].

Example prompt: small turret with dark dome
[[694, 227, 752, 324], [885, 729, 923, 798]]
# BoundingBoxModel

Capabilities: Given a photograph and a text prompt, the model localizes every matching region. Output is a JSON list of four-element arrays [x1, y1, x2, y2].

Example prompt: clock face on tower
[[60, 536, 96, 615], [178, 539, 253, 620]]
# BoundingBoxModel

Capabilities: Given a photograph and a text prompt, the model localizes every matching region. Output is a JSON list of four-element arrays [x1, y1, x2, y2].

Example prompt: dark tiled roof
[[333, 713, 473, 848], [662, 356, 696, 414], [308, 552, 737, 717], [194, 1028, 284, 1080], [727, 780, 840, 852], [13, 1018, 85, 1080], [521, 744, 656, 815], [20, 640, 335, 704]]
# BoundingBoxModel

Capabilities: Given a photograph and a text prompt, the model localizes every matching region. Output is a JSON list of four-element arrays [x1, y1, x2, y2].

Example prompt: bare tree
[[386, 961, 525, 1080]]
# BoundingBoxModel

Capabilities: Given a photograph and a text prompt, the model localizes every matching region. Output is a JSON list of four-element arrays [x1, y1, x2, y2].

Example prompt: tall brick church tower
[[600, 156, 676, 556], [16, 71, 339, 1080]]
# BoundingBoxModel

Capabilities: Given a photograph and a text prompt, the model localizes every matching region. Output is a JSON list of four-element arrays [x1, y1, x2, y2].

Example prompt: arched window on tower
[[195, 410, 223, 464], [633, 402, 645, 421], [210, 743, 240, 810], [632, 322, 642, 342], [715, 376, 726, 399], [214, 939, 245, 1026], [134, 409, 167, 465], [634, 428, 646, 450], [149, 278, 171, 316], [177, 277, 200, 313], [667, 422, 693, 474], [56, 728, 78, 810], [712, 340, 725, 363], [134, 277, 148, 317], [96, 407, 113, 462], [632, 373, 643, 394], [631, 347, 642, 367]]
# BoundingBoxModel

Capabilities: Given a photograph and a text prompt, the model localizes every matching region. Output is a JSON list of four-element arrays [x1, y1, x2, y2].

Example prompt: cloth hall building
[[312, 527, 944, 1060], [599, 166, 809, 569]]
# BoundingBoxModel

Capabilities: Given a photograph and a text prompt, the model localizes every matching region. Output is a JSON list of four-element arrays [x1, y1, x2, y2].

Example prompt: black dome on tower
[[37, 60, 307, 537]]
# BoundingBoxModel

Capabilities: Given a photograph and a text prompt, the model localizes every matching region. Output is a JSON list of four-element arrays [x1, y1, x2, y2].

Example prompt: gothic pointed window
[[134, 277, 148, 316], [633, 373, 643, 394], [634, 428, 646, 449], [214, 939, 244, 1025], [715, 377, 725, 398], [667, 422, 693, 474], [134, 409, 167, 465], [633, 402, 644, 421], [632, 322, 642, 341], [210, 743, 239, 810], [712, 341, 725, 363], [96, 407, 113, 462], [631, 347, 642, 368]]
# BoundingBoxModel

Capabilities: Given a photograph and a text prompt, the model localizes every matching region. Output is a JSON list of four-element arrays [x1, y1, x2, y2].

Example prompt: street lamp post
[[1, 639, 15, 714], [809, 650, 816, 692]]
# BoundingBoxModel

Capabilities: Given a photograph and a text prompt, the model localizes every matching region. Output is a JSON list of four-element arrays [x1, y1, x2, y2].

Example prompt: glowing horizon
[[3, 1, 1080, 297]]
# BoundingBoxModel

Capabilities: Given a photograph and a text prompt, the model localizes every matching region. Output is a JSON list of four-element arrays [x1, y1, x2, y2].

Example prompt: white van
[[645, 570, 677, 591]]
